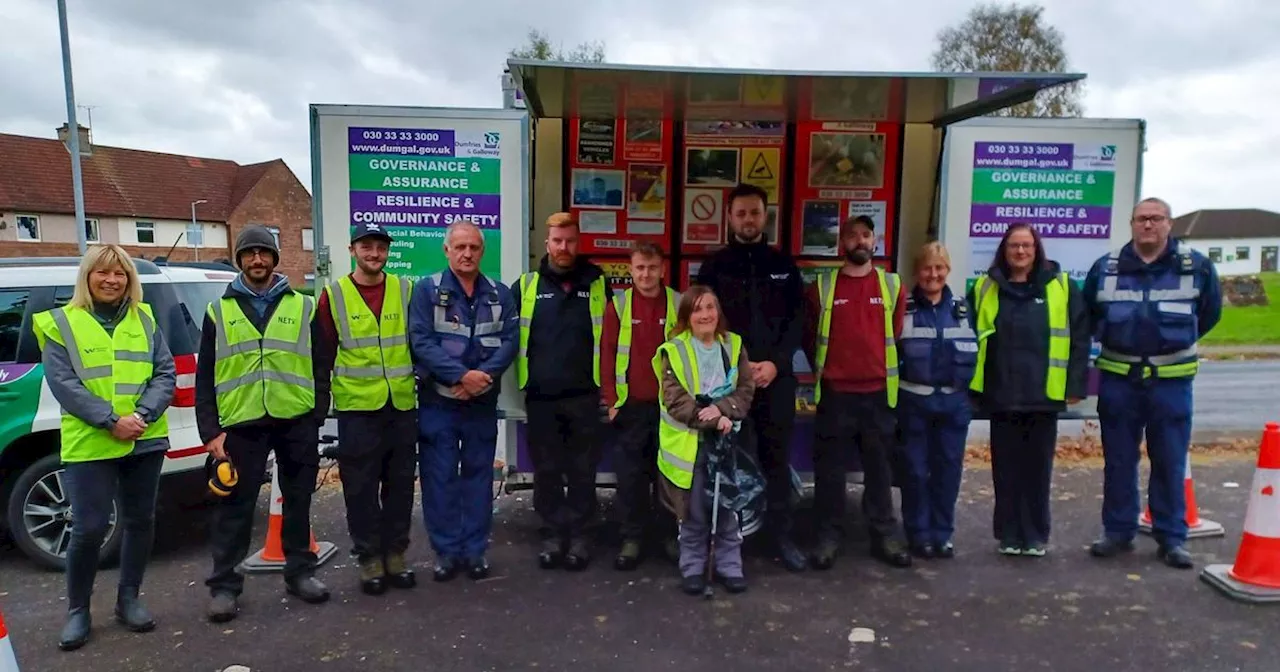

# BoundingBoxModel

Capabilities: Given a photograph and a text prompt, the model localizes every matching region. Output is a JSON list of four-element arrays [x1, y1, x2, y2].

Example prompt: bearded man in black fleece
[[694, 183, 808, 572], [512, 212, 618, 571]]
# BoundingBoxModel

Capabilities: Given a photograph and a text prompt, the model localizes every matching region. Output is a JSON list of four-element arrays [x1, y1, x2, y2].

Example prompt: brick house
[[0, 124, 316, 286]]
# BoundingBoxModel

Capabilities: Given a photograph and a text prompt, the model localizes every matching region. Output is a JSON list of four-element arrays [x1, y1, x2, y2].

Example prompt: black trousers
[[526, 393, 604, 538], [337, 406, 417, 561], [206, 420, 319, 596], [813, 388, 901, 542], [749, 374, 798, 537], [612, 400, 675, 542], [989, 411, 1058, 545], [63, 450, 165, 609]]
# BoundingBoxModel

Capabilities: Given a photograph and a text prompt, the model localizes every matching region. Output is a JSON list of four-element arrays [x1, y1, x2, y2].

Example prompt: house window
[[302, 228, 314, 251], [85, 218, 100, 243], [15, 215, 39, 241], [304, 273, 316, 287], [1236, 246, 1250, 261], [136, 221, 155, 244], [268, 226, 281, 248], [1208, 247, 1222, 263]]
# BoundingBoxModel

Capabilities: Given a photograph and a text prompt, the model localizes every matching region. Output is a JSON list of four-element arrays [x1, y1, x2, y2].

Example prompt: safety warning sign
[[683, 188, 724, 244], [743, 74, 784, 106], [741, 147, 780, 204]]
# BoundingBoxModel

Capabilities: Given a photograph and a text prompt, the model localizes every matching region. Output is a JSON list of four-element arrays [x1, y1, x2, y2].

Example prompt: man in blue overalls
[[408, 220, 518, 582], [1082, 197, 1222, 569]]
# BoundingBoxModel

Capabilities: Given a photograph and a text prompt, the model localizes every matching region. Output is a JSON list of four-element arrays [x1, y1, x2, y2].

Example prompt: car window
[[51, 284, 202, 356], [0, 289, 32, 363], [170, 282, 227, 332]]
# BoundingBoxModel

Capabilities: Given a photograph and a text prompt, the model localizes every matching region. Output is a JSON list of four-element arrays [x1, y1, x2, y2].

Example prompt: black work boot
[[614, 539, 642, 571], [1089, 537, 1136, 558], [285, 576, 331, 604], [776, 535, 808, 572], [433, 557, 460, 582], [206, 592, 238, 623], [114, 586, 156, 632], [1158, 544, 1194, 570], [467, 557, 492, 580], [564, 537, 591, 572], [359, 557, 387, 596], [384, 552, 417, 589], [871, 538, 913, 568], [538, 536, 565, 570], [810, 535, 840, 570], [58, 608, 91, 651], [680, 574, 706, 596]]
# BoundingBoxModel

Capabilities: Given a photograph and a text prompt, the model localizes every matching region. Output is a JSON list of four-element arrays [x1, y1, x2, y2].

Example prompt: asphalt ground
[[1, 455, 1276, 672]]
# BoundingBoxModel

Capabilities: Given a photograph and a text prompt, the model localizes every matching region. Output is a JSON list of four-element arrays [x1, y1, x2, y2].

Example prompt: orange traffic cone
[[1139, 457, 1225, 538], [0, 605, 20, 672], [241, 454, 337, 573], [1201, 422, 1280, 603]]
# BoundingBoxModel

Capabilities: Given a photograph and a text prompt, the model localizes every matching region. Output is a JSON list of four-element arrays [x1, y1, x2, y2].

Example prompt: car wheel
[[4, 453, 122, 571]]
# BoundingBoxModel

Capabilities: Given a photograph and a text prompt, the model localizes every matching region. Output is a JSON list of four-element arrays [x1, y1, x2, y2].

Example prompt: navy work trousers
[[1098, 373, 1193, 547], [418, 399, 500, 561], [898, 391, 971, 546]]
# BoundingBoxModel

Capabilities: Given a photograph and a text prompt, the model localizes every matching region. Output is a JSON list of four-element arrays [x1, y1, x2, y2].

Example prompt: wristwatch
[[132, 412, 146, 423]]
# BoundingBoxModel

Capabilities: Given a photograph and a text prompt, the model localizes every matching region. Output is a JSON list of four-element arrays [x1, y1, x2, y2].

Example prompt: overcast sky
[[4, 0, 1278, 215]]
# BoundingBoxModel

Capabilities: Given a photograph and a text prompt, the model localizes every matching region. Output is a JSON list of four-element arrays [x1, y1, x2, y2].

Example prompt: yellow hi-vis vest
[[813, 268, 901, 408], [612, 286, 679, 408], [969, 271, 1071, 400], [327, 274, 415, 412], [651, 331, 743, 490], [32, 303, 170, 463], [515, 271, 607, 389], [208, 292, 316, 427]]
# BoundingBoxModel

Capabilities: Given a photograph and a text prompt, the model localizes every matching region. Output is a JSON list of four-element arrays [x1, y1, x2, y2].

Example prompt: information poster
[[679, 258, 704, 290], [346, 126, 504, 280], [791, 78, 904, 267], [967, 141, 1117, 282], [569, 74, 674, 254], [681, 73, 788, 254]]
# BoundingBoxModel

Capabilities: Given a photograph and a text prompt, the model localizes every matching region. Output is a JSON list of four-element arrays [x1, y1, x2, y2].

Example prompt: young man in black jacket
[[196, 225, 332, 622], [512, 213, 617, 571], [694, 183, 808, 571]]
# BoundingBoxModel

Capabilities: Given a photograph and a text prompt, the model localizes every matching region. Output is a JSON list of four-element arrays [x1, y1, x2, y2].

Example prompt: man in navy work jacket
[[409, 219, 518, 582], [1082, 197, 1222, 569]]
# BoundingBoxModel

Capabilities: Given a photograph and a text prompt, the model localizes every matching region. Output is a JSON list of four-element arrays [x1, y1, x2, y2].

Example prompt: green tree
[[509, 28, 605, 62], [931, 3, 1083, 117]]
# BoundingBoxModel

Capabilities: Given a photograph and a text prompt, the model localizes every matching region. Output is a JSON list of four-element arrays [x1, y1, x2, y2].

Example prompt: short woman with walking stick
[[652, 285, 756, 596]]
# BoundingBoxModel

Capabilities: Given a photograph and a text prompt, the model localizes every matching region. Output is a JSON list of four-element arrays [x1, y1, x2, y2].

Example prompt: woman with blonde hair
[[32, 244, 176, 651], [896, 242, 977, 559]]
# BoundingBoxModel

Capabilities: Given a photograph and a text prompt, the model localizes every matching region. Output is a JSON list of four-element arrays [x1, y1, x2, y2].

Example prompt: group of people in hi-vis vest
[[40, 185, 1220, 651]]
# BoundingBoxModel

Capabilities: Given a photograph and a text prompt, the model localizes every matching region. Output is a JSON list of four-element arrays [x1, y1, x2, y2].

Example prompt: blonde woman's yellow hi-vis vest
[[612, 286, 679, 408], [515, 271, 607, 389], [32, 303, 169, 463], [208, 292, 316, 427], [327, 274, 416, 412], [969, 272, 1071, 401], [813, 268, 901, 408], [651, 331, 743, 490]]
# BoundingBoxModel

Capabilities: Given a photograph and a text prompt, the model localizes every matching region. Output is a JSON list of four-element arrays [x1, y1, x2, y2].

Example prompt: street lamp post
[[57, 0, 88, 255], [190, 199, 207, 261]]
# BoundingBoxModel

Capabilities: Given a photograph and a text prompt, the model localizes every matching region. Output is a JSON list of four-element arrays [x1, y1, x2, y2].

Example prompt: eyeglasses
[[1006, 242, 1035, 250], [1133, 215, 1168, 224]]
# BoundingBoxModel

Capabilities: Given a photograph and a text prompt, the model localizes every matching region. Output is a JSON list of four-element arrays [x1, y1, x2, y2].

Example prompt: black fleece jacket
[[511, 255, 610, 401], [967, 261, 1091, 414]]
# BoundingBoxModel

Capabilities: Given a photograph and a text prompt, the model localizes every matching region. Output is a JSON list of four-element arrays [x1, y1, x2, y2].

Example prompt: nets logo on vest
[[277, 316, 298, 325]]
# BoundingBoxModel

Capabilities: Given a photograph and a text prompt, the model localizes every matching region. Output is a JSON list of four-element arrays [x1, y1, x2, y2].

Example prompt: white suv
[[0, 258, 236, 570]]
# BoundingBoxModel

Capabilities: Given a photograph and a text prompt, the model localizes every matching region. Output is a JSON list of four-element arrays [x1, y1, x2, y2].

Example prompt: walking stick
[[704, 458, 721, 600]]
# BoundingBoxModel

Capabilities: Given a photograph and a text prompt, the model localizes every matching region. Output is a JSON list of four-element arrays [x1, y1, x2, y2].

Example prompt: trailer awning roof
[[506, 60, 1083, 127]]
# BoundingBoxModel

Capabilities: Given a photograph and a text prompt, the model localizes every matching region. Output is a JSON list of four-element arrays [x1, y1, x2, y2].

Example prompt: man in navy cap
[[315, 222, 419, 595]]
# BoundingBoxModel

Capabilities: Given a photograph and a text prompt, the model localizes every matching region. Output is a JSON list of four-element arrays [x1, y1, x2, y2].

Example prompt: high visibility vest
[[32, 303, 170, 463], [515, 271, 607, 389], [969, 271, 1071, 400], [813, 268, 901, 408], [651, 331, 743, 490], [327, 274, 415, 412], [208, 292, 316, 427], [612, 286, 679, 408], [1092, 242, 1202, 379]]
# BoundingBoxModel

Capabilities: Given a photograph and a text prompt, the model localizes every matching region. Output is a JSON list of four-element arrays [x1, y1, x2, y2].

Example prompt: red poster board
[[679, 258, 707, 290], [569, 74, 675, 255], [791, 78, 905, 269], [680, 73, 788, 255]]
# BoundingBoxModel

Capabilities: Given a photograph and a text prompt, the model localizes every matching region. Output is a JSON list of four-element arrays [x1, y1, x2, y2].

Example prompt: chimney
[[57, 122, 92, 156]]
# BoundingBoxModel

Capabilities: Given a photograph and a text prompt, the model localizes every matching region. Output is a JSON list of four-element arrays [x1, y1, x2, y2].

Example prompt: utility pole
[[58, 0, 88, 255], [190, 199, 207, 261]]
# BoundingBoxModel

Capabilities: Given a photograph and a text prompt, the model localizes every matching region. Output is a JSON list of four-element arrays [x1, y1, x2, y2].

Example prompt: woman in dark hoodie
[[967, 223, 1091, 557]]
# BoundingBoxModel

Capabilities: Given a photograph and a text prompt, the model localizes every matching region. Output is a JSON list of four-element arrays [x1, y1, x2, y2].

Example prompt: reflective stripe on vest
[[515, 271, 606, 389], [328, 274, 415, 412], [813, 268, 900, 408], [613, 286, 679, 408], [209, 293, 315, 427], [1093, 243, 1201, 379], [31, 303, 169, 463], [969, 272, 1071, 400], [898, 300, 977, 397], [651, 331, 743, 490]]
